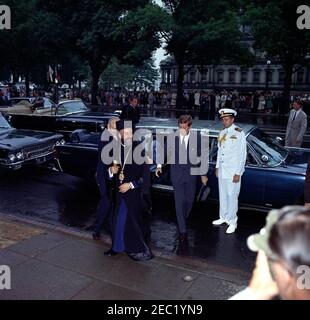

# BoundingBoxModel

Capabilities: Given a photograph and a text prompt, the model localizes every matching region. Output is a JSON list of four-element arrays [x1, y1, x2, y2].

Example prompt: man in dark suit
[[155, 115, 208, 242], [120, 96, 140, 126], [93, 117, 119, 240]]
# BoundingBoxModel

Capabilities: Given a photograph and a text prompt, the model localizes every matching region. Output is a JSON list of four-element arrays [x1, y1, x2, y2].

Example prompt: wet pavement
[[0, 166, 264, 274], [0, 217, 248, 300]]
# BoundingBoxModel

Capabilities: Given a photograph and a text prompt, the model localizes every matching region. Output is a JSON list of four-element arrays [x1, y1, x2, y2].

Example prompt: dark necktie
[[292, 111, 297, 123]]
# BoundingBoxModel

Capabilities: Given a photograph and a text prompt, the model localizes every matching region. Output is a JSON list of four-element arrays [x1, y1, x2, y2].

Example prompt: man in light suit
[[285, 99, 307, 148]]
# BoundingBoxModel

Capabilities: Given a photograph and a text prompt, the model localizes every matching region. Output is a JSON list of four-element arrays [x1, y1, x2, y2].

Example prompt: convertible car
[[1, 99, 112, 138], [0, 114, 64, 171], [55, 118, 308, 212]]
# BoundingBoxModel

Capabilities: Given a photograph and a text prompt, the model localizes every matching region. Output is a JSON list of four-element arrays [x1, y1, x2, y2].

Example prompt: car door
[[57, 135, 99, 180]]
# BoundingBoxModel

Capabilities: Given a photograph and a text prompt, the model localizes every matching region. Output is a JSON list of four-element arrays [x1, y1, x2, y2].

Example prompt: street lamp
[[266, 60, 271, 92]]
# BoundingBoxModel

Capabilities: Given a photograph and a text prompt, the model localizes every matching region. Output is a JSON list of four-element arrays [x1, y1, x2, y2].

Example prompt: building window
[[217, 71, 223, 84], [253, 70, 260, 84], [241, 70, 248, 83], [279, 71, 285, 84], [229, 70, 236, 83], [297, 70, 304, 84], [190, 71, 196, 83], [201, 71, 207, 82]]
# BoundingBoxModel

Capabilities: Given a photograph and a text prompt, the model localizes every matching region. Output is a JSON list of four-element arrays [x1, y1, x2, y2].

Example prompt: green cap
[[247, 209, 280, 259]]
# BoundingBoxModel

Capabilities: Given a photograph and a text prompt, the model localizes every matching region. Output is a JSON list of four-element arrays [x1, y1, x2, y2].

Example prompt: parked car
[[1, 99, 113, 138], [0, 113, 64, 172], [5, 97, 55, 108], [55, 118, 308, 212]]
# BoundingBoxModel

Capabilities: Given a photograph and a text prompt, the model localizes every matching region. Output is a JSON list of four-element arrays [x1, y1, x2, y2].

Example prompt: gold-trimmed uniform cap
[[219, 108, 237, 118]]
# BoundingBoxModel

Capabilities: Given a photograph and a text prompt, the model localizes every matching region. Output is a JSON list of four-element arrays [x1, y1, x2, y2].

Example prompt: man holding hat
[[213, 108, 247, 234]]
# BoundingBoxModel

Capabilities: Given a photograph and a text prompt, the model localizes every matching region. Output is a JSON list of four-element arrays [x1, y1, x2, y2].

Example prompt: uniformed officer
[[213, 108, 247, 234]]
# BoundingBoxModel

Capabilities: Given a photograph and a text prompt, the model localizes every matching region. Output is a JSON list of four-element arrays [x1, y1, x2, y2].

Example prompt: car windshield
[[57, 101, 88, 115], [0, 115, 12, 129], [248, 128, 289, 166]]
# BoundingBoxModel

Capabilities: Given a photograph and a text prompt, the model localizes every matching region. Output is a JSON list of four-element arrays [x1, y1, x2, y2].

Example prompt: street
[[0, 165, 263, 274]]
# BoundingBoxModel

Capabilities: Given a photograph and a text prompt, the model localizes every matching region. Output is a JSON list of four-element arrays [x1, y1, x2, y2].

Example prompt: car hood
[[0, 129, 61, 150], [65, 111, 112, 119]]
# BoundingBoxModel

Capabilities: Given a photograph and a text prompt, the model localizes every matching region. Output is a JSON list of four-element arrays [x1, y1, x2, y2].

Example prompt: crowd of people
[[2, 83, 310, 117]]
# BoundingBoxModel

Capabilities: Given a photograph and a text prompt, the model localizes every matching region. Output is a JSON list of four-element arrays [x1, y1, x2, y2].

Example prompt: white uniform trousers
[[218, 177, 241, 226]]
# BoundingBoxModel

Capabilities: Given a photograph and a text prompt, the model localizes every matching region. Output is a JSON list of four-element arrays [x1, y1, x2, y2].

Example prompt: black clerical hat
[[116, 119, 133, 131]]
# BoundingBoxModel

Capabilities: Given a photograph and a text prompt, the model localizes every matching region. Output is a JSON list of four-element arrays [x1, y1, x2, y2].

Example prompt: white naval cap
[[218, 108, 237, 118]]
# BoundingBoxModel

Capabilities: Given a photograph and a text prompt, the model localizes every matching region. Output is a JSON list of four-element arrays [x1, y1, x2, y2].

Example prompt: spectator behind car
[[230, 205, 310, 300]]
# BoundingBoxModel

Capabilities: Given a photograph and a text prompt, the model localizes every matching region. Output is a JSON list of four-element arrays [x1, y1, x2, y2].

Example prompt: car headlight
[[16, 152, 24, 160], [8, 154, 16, 162], [55, 139, 65, 146]]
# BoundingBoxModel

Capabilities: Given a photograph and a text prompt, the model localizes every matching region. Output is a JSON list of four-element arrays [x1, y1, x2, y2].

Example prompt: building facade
[[160, 57, 310, 93]]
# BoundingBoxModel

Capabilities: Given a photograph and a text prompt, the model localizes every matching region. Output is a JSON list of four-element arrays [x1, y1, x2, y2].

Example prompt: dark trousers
[[94, 181, 112, 235], [172, 179, 196, 233]]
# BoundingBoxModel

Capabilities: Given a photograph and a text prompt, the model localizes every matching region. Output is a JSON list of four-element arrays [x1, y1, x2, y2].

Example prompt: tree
[[39, 0, 163, 104], [160, 0, 251, 108], [243, 0, 310, 109], [0, 0, 67, 95], [100, 58, 159, 90]]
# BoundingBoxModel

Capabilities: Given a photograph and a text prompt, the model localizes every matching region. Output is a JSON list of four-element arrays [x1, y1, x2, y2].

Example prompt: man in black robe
[[104, 119, 153, 261]]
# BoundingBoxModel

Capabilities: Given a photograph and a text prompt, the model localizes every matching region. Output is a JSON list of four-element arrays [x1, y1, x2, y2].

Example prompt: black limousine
[[1, 99, 112, 138], [0, 114, 64, 171]]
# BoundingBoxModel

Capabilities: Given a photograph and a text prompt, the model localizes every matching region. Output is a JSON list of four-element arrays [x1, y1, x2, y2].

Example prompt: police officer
[[213, 108, 247, 234]]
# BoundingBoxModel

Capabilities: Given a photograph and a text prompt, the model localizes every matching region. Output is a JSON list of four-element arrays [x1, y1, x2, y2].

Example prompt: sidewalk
[[0, 214, 249, 300]]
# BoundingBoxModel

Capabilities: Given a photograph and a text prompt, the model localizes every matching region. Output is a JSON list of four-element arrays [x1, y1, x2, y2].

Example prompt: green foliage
[[100, 58, 159, 90], [243, 0, 310, 66], [160, 0, 250, 65]]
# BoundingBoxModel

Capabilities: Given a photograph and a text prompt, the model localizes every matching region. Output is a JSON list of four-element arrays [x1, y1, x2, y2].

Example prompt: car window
[[57, 101, 88, 115], [0, 115, 11, 129], [248, 128, 289, 166], [209, 137, 218, 162], [247, 150, 258, 165]]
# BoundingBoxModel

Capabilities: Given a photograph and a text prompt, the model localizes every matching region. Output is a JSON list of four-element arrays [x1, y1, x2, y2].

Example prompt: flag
[[55, 67, 61, 83], [48, 65, 54, 82]]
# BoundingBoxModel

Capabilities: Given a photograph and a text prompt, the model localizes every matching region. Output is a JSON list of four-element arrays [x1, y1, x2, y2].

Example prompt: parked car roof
[[137, 117, 255, 137]]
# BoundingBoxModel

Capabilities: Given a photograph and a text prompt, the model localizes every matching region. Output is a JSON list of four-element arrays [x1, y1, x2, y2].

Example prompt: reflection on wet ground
[[0, 167, 265, 273]]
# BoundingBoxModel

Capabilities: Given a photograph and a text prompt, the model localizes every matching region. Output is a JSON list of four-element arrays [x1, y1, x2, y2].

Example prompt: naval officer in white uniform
[[213, 108, 247, 234]]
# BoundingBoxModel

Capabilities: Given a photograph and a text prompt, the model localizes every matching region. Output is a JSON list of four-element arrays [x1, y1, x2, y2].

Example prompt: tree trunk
[[25, 70, 30, 97], [282, 62, 293, 113], [90, 64, 100, 106], [176, 61, 185, 109]]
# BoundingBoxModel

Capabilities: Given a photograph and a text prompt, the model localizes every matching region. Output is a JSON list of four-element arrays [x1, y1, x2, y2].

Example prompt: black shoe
[[92, 232, 101, 241], [104, 249, 118, 256], [179, 233, 188, 243]]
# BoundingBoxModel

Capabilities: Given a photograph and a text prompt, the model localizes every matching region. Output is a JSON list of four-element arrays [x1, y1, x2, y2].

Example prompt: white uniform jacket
[[216, 124, 247, 180]]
